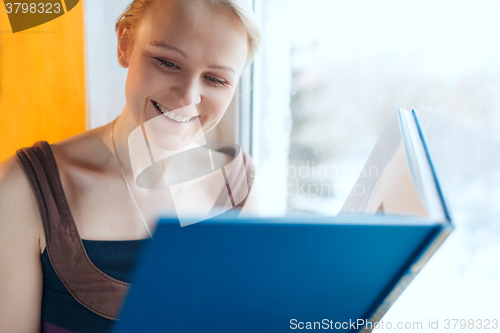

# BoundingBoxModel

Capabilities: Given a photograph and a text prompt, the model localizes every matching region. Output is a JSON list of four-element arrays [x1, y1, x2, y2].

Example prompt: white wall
[[85, 0, 130, 129]]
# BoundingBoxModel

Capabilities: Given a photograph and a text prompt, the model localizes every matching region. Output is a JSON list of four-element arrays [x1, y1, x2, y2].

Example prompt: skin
[[0, 0, 250, 331]]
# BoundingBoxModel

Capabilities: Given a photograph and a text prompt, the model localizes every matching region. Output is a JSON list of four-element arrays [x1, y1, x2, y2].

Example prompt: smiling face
[[117, 0, 249, 150]]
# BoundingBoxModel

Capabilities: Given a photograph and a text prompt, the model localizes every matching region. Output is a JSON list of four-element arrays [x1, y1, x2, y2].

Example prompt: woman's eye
[[156, 59, 178, 69], [207, 76, 225, 87]]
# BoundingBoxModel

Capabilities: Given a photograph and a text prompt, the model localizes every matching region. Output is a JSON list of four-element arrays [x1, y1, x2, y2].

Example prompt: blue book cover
[[113, 109, 453, 333]]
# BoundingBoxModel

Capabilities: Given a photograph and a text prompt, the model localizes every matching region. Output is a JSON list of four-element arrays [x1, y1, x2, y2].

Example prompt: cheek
[[210, 97, 229, 117], [200, 91, 235, 129], [124, 58, 167, 123], [126, 58, 162, 96], [125, 57, 149, 112]]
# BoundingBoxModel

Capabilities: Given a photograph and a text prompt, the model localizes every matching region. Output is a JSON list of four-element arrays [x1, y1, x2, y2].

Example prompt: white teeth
[[155, 101, 196, 123]]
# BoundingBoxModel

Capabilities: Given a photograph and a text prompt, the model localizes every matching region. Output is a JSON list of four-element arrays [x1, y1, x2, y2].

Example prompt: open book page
[[400, 110, 446, 220], [364, 142, 427, 216], [339, 111, 427, 217]]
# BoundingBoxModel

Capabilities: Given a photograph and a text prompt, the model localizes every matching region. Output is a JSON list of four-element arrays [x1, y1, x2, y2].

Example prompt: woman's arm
[[0, 155, 44, 333]]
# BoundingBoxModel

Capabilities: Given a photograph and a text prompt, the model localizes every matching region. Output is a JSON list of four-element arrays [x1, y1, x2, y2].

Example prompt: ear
[[117, 24, 132, 68]]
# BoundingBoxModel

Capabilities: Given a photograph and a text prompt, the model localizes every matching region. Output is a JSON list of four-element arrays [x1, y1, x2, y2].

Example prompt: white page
[[339, 110, 428, 217]]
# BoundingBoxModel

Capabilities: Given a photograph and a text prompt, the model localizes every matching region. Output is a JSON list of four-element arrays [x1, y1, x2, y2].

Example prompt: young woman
[[0, 0, 261, 332]]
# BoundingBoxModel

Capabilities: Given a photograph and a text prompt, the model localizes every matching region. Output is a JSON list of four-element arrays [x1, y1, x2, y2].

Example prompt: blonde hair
[[115, 0, 262, 64]]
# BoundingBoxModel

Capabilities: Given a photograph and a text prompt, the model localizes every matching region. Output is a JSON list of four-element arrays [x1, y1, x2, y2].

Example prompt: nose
[[172, 78, 201, 107], [180, 95, 201, 107]]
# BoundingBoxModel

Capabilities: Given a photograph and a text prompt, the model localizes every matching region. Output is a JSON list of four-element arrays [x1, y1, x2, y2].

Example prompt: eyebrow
[[150, 41, 188, 59], [207, 64, 236, 75], [150, 41, 236, 75]]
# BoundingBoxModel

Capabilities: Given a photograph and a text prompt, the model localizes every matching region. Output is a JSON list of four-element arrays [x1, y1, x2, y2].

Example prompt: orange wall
[[0, 1, 86, 162]]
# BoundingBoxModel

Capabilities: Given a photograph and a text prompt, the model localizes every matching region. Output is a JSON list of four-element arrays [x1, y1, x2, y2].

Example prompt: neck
[[110, 107, 135, 176]]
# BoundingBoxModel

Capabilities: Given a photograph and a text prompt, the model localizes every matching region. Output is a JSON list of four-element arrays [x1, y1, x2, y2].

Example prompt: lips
[[151, 100, 199, 123]]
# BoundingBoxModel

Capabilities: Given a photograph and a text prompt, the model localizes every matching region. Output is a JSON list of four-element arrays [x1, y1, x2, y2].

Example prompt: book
[[112, 109, 453, 333], [340, 108, 453, 332], [340, 109, 448, 221]]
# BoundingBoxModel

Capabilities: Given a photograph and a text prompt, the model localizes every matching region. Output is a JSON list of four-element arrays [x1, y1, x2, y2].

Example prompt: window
[[251, 0, 500, 325]]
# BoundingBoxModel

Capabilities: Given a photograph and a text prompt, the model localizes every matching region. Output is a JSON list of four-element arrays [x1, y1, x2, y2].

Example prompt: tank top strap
[[16, 141, 129, 320], [234, 149, 255, 209], [211, 146, 256, 210]]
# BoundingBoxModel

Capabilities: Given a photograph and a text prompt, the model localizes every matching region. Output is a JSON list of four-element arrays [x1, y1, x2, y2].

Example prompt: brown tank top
[[16, 140, 255, 320]]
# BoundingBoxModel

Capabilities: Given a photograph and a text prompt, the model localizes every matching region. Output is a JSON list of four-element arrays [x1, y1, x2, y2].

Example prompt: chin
[[142, 114, 208, 152]]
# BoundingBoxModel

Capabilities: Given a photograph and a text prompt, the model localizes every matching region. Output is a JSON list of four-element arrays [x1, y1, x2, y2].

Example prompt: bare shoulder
[[0, 154, 43, 249], [212, 147, 254, 169], [0, 155, 44, 332], [50, 124, 112, 171], [0, 123, 111, 253]]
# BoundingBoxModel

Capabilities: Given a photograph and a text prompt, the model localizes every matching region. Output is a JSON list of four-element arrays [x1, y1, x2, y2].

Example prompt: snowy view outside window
[[252, 0, 500, 330]]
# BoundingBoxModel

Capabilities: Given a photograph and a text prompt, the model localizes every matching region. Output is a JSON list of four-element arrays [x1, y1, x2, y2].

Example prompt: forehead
[[138, 0, 249, 71]]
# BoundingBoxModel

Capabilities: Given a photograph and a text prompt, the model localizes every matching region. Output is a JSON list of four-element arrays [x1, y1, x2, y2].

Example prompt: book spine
[[357, 225, 453, 333]]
